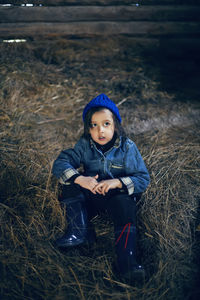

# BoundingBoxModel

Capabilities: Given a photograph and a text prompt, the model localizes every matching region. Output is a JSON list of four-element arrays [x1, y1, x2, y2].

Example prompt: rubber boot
[[114, 223, 145, 285], [56, 201, 96, 248]]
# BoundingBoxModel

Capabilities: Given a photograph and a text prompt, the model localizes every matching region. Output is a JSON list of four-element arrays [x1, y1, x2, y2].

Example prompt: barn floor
[[0, 36, 200, 300]]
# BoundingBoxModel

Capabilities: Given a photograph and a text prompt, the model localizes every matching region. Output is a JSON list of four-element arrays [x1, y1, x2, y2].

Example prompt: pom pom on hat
[[82, 93, 122, 123]]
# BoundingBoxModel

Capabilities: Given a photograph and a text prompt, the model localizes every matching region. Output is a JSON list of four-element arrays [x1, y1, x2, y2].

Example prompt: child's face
[[89, 109, 115, 145]]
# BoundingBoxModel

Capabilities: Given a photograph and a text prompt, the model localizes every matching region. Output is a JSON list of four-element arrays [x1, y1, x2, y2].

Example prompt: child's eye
[[90, 123, 97, 128], [104, 122, 110, 126]]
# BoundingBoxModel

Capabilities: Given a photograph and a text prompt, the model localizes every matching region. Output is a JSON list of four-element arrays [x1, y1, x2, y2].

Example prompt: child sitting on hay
[[52, 93, 150, 284]]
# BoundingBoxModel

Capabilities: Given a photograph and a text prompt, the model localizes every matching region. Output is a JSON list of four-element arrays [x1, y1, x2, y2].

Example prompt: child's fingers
[[93, 180, 114, 195], [90, 180, 102, 194], [90, 183, 97, 194], [93, 182, 102, 191], [95, 186, 103, 194], [105, 185, 110, 193], [93, 183, 105, 195], [96, 189, 102, 195], [101, 184, 109, 195]]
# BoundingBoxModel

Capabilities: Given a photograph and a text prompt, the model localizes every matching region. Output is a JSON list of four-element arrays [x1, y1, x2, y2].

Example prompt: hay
[[0, 37, 200, 300]]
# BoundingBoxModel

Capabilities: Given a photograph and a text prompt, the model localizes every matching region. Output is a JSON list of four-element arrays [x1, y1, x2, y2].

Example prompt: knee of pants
[[58, 183, 85, 205], [107, 193, 137, 226]]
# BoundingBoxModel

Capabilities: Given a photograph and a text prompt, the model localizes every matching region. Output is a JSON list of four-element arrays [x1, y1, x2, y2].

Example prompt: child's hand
[[93, 179, 122, 196], [74, 175, 99, 194]]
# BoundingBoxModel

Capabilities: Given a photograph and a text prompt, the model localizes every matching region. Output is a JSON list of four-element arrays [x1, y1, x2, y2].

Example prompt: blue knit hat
[[82, 93, 122, 123]]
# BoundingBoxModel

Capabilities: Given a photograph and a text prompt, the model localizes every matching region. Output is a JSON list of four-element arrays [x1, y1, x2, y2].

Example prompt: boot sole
[[56, 236, 96, 248]]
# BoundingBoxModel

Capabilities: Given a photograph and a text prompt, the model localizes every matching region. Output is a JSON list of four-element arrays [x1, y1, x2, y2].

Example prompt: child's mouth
[[99, 137, 105, 141]]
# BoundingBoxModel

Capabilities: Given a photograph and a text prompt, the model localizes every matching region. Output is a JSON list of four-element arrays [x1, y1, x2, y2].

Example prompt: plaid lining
[[60, 168, 79, 184], [120, 177, 134, 195]]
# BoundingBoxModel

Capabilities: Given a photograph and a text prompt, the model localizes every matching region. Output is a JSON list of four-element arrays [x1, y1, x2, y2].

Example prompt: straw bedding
[[0, 37, 199, 300]]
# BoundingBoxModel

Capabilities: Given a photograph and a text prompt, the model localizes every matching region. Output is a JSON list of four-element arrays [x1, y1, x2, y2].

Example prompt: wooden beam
[[0, 22, 199, 38], [1, 0, 200, 6], [0, 6, 200, 23]]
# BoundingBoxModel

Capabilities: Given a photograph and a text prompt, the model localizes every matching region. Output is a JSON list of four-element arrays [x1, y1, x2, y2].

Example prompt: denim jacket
[[52, 136, 150, 195]]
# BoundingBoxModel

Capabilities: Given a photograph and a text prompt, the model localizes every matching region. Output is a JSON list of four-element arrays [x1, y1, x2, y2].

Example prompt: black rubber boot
[[114, 223, 145, 285], [56, 201, 96, 248]]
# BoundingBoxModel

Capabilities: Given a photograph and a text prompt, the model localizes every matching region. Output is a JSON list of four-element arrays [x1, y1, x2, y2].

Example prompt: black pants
[[59, 183, 142, 228]]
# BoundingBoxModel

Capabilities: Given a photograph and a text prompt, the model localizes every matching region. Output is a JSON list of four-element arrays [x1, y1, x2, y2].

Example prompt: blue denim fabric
[[52, 136, 150, 195]]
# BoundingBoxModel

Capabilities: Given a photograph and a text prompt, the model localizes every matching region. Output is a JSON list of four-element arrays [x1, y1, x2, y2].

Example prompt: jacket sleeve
[[120, 140, 150, 195], [52, 138, 85, 184]]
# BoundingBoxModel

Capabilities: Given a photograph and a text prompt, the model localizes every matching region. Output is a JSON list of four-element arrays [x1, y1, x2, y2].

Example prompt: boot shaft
[[115, 224, 138, 273], [56, 200, 96, 248]]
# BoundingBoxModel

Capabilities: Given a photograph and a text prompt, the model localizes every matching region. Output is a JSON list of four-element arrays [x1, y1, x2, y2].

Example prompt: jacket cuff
[[69, 174, 81, 183], [120, 177, 134, 195], [59, 168, 80, 184]]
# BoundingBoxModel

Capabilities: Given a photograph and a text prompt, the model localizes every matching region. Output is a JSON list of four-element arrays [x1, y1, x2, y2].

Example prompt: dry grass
[[0, 37, 199, 300]]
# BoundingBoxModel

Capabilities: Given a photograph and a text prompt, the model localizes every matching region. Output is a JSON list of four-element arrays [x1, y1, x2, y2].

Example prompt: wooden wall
[[1, 0, 200, 5], [0, 0, 200, 45]]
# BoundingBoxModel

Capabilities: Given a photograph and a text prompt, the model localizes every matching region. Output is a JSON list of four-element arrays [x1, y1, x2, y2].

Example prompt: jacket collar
[[90, 134, 121, 151]]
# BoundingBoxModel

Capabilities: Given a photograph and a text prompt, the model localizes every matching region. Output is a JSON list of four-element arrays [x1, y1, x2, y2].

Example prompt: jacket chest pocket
[[110, 162, 124, 176]]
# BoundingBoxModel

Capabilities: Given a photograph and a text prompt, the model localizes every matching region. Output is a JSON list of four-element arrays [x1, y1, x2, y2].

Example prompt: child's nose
[[99, 126, 104, 133]]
